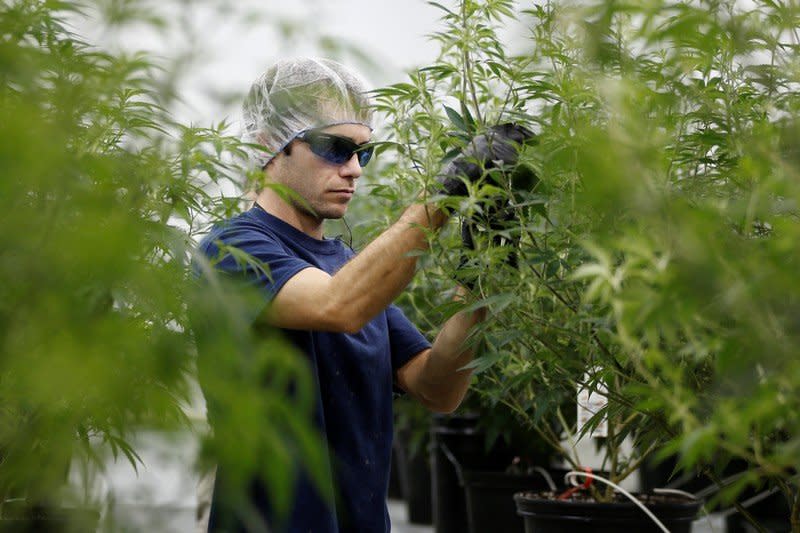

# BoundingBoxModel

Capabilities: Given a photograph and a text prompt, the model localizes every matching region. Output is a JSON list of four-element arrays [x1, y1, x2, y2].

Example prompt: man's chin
[[323, 211, 347, 220], [298, 203, 347, 221], [319, 202, 351, 220], [317, 207, 348, 220]]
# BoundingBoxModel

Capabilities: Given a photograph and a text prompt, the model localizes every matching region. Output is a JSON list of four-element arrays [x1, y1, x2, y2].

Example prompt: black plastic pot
[[726, 489, 791, 533], [641, 456, 792, 531], [461, 469, 566, 533], [514, 492, 702, 533], [430, 414, 513, 533]]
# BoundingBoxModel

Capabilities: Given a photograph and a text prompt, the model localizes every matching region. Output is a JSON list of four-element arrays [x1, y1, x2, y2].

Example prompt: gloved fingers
[[475, 123, 536, 166], [439, 123, 535, 195], [438, 172, 469, 197], [489, 123, 536, 145], [474, 196, 515, 229]]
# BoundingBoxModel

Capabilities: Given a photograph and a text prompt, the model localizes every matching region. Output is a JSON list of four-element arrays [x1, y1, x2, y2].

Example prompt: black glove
[[437, 123, 535, 197]]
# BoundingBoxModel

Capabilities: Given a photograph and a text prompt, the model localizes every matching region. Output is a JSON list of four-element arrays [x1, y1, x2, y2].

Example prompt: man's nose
[[339, 154, 362, 179]]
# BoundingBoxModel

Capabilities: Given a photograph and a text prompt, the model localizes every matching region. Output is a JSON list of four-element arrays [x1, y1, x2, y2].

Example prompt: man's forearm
[[397, 291, 488, 413], [420, 300, 487, 409], [328, 203, 448, 332]]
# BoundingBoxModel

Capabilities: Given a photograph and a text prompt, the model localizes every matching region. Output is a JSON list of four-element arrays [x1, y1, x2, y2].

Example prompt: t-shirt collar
[[249, 204, 341, 255]]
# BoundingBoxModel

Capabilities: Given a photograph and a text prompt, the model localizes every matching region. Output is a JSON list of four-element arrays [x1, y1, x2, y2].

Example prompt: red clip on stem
[[557, 467, 593, 500]]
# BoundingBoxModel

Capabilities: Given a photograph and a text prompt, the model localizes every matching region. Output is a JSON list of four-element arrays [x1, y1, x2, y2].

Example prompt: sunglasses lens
[[303, 132, 372, 167], [314, 136, 349, 164], [357, 146, 373, 166]]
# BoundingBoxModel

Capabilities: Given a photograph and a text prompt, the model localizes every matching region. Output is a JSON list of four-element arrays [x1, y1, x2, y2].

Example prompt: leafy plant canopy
[[0, 0, 323, 523], [375, 0, 800, 527]]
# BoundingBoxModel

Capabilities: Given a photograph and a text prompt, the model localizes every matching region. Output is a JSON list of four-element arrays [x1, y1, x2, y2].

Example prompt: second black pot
[[462, 468, 566, 533], [514, 492, 702, 533], [430, 414, 513, 533]]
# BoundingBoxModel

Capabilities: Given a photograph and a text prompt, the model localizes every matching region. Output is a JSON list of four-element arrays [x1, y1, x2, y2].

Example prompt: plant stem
[[459, 1, 483, 126], [483, 377, 569, 466], [616, 440, 659, 484]]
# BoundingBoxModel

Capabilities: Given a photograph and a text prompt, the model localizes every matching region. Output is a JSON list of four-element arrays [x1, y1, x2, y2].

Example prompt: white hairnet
[[242, 57, 374, 168]]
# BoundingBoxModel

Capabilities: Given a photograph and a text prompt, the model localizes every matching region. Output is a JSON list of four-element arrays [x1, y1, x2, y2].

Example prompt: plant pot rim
[[514, 491, 703, 515], [515, 490, 701, 505]]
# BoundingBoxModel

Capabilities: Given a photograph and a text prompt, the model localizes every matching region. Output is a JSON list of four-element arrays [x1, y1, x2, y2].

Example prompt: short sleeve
[[200, 225, 312, 312], [386, 304, 431, 382]]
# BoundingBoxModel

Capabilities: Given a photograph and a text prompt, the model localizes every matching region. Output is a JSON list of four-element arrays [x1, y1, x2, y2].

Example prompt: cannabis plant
[[0, 0, 321, 524], [373, 0, 800, 529]]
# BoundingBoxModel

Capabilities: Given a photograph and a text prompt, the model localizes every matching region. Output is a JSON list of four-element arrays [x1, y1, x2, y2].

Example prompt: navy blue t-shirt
[[198, 205, 431, 533]]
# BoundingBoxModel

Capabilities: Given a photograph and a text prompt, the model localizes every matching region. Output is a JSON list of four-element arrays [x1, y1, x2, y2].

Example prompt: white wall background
[[81, 0, 446, 125]]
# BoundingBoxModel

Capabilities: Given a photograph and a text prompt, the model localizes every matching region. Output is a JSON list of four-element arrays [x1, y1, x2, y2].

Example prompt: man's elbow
[[340, 320, 365, 335], [318, 317, 362, 334], [318, 300, 369, 334], [428, 401, 460, 415], [421, 392, 466, 414], [330, 312, 368, 335]]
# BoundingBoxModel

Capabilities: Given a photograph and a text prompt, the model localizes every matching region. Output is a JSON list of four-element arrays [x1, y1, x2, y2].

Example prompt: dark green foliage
[[375, 0, 800, 526], [0, 0, 321, 524]]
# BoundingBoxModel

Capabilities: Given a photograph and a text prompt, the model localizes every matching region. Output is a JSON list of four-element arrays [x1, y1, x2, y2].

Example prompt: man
[[198, 57, 530, 532]]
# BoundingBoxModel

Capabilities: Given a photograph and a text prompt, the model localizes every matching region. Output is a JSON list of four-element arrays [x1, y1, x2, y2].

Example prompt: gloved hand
[[437, 123, 535, 197]]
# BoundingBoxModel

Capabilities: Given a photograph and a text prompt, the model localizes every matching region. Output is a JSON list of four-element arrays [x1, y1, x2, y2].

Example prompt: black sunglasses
[[295, 130, 374, 167]]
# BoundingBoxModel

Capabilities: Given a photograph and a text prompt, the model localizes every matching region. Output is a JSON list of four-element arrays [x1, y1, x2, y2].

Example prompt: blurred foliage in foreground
[[0, 0, 323, 524], [372, 0, 800, 527]]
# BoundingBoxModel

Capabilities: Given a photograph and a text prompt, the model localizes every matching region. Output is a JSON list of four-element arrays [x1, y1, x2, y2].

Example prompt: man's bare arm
[[263, 203, 448, 333], [262, 124, 531, 334], [396, 291, 487, 413]]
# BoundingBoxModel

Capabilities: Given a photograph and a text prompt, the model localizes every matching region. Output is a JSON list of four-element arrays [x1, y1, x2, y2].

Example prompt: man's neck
[[254, 189, 325, 239]]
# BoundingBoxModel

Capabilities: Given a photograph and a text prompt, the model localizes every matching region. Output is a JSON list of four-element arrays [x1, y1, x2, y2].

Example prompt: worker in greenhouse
[[197, 57, 531, 533]]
